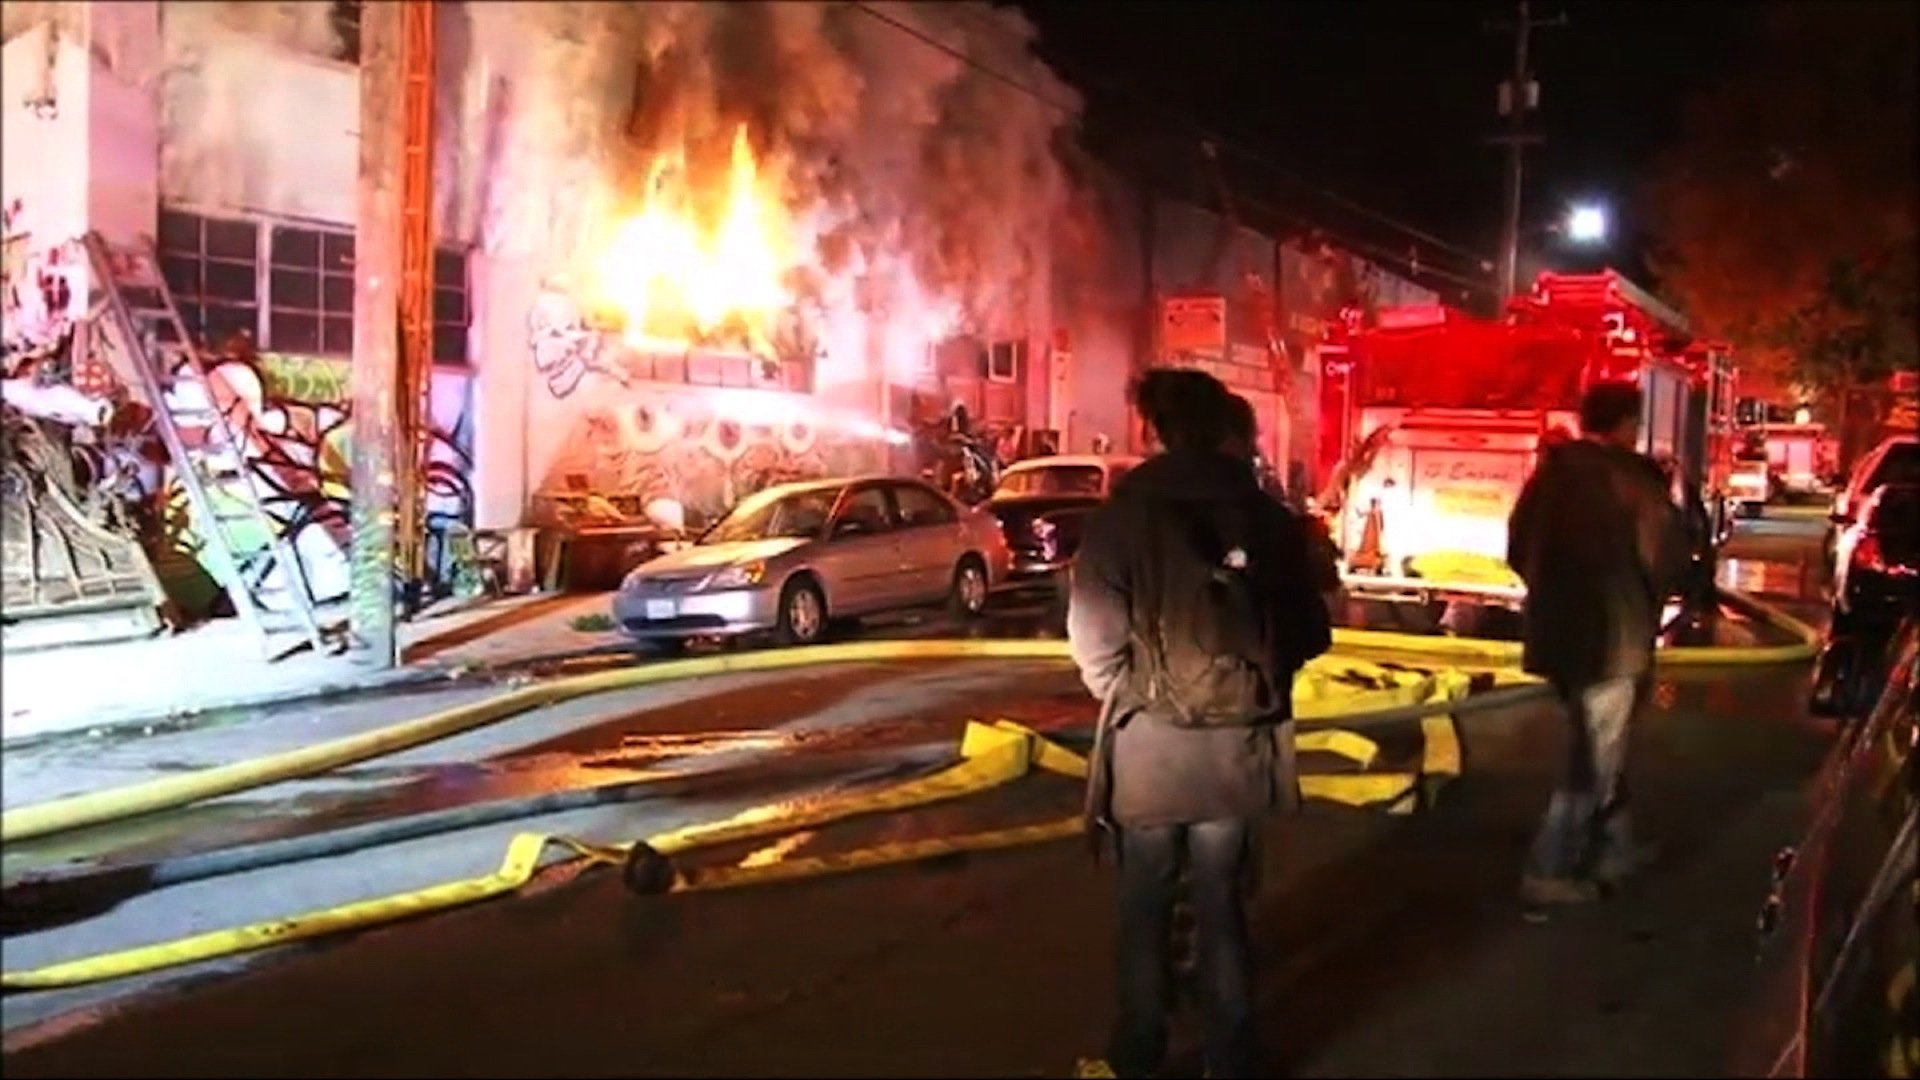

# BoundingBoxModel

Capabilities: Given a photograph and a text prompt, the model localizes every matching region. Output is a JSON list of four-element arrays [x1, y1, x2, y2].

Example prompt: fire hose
[[0, 678, 1551, 993], [0, 593, 1816, 993], [0, 588, 1814, 846]]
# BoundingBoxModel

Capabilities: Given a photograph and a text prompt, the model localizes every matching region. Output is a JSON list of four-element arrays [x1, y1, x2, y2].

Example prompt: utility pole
[[349, 1, 435, 666], [1486, 0, 1565, 304]]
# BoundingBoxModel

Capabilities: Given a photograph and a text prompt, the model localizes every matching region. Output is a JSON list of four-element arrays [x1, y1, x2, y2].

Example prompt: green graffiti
[[257, 353, 353, 405]]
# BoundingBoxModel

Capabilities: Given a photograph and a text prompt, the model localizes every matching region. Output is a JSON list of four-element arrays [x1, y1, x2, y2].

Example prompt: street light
[[1566, 204, 1608, 245]]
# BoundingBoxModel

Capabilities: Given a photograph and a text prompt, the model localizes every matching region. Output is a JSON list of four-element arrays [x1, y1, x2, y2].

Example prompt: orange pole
[[397, 0, 436, 606]]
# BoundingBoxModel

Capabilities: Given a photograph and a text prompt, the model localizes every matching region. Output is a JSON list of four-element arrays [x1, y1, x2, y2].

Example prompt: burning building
[[2, 0, 1102, 612], [2, 0, 1436, 642]]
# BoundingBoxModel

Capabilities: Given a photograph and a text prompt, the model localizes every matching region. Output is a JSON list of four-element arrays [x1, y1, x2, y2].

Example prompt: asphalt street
[[0, 517, 1839, 1076]]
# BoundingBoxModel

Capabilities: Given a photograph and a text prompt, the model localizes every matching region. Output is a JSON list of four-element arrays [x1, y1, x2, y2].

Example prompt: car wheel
[[949, 556, 989, 618], [776, 578, 827, 646]]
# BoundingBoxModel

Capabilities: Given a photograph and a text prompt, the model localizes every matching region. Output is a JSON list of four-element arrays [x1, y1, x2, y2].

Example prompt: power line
[[856, 1, 1493, 281], [847, 2, 1081, 114], [944, 4, 1494, 272], [1234, 190, 1493, 299]]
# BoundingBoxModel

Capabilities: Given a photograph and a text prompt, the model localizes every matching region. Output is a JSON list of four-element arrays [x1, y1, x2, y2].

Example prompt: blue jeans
[[1107, 819, 1257, 1079], [1525, 675, 1644, 881]]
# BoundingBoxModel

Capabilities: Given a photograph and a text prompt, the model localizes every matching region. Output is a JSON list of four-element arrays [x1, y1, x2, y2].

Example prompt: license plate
[[644, 599, 677, 621]]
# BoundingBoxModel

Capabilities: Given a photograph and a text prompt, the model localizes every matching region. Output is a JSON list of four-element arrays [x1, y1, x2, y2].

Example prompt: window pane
[[892, 484, 955, 527], [836, 487, 894, 535], [271, 227, 321, 268], [652, 352, 686, 384], [322, 316, 354, 355], [433, 325, 467, 365], [160, 255, 200, 298], [205, 218, 257, 260], [432, 287, 466, 325], [433, 249, 466, 289], [322, 232, 355, 273], [687, 352, 721, 386], [205, 260, 257, 303], [205, 304, 258, 346], [158, 211, 201, 255], [322, 273, 353, 314], [272, 269, 320, 310], [173, 304, 204, 341], [271, 311, 321, 353]]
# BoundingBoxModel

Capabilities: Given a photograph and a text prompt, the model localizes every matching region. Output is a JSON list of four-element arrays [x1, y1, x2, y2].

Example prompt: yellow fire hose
[[0, 591, 1817, 994], [1, 711, 1458, 993], [0, 586, 1813, 846]]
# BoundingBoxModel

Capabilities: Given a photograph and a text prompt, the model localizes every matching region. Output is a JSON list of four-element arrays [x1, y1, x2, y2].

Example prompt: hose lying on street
[[0, 750, 933, 939], [0, 679, 1553, 940], [0, 587, 1812, 847]]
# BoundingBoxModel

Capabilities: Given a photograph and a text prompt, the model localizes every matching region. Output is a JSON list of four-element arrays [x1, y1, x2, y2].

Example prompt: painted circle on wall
[[707, 418, 747, 463], [781, 418, 817, 456]]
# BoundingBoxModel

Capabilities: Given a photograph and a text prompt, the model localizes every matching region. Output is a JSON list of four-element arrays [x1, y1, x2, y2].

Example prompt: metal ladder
[[81, 231, 334, 659]]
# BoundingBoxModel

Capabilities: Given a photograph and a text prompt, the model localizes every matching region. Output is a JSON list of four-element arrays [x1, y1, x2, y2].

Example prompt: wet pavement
[[0, 658, 1834, 1077], [0, 516, 1840, 1074]]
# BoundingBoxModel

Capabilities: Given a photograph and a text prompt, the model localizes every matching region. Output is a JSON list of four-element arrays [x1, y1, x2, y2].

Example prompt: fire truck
[[1314, 270, 1737, 611]]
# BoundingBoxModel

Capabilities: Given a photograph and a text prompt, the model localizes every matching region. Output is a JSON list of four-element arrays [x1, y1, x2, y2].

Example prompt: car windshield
[[701, 487, 839, 544], [1868, 485, 1920, 543], [1865, 443, 1920, 489], [996, 464, 1106, 498]]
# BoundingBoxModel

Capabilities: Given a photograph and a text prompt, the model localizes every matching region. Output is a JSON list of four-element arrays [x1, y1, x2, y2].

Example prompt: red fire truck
[[1314, 270, 1737, 610]]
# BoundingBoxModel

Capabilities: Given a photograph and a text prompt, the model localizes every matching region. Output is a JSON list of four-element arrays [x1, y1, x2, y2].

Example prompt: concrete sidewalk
[[0, 592, 627, 745]]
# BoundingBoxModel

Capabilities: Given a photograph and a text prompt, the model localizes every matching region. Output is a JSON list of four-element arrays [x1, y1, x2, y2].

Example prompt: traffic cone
[[1353, 497, 1386, 573]]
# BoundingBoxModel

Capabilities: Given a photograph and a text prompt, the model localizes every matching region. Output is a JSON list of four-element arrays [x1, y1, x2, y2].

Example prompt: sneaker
[[1073, 1059, 1118, 1079]]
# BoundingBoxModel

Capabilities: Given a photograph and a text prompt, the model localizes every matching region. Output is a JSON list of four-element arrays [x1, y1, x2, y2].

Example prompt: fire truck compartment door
[[1404, 446, 1532, 560]]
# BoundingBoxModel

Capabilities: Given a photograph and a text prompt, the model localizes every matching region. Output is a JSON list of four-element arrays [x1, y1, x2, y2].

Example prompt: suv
[[1748, 619, 1917, 1078], [1826, 435, 1920, 568]]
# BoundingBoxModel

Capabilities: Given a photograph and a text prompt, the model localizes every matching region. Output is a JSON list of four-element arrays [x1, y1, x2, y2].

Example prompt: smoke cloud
[[14, 1, 1087, 367], [472, 0, 1082, 358]]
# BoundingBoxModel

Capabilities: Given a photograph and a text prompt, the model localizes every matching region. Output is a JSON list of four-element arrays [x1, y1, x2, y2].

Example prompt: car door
[[817, 482, 907, 613], [888, 480, 964, 602]]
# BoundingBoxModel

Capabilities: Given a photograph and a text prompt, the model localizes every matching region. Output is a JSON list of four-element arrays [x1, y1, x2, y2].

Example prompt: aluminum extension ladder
[[81, 231, 334, 660]]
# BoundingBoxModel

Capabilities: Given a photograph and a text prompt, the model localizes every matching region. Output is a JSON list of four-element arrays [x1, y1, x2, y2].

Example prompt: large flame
[[591, 125, 792, 355]]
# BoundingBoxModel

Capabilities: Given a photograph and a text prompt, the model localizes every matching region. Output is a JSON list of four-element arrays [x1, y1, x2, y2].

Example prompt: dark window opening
[[331, 1, 363, 65], [985, 340, 1024, 383], [156, 208, 260, 349], [160, 207, 470, 364], [268, 223, 355, 359]]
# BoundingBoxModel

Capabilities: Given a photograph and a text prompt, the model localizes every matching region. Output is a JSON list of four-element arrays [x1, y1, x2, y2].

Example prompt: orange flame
[[591, 125, 792, 355]]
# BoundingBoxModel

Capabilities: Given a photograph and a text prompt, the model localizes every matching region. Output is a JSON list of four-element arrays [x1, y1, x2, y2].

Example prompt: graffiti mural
[[188, 345, 478, 603], [525, 286, 885, 531]]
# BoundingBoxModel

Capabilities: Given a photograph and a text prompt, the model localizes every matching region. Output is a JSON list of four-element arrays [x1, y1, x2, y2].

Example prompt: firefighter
[[1507, 381, 1691, 916]]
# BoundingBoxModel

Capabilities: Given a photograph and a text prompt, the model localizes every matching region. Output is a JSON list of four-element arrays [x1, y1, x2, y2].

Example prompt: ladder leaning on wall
[[81, 230, 335, 660]]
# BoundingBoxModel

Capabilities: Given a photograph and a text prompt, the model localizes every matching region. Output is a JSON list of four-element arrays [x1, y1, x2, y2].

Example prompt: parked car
[[1747, 617, 1917, 1078], [984, 454, 1141, 586], [613, 475, 1010, 649], [1826, 434, 1920, 568], [1811, 484, 1920, 718]]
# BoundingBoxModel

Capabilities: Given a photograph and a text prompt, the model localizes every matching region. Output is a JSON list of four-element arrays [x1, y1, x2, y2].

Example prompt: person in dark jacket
[[1507, 380, 1690, 913], [1069, 369, 1330, 1079]]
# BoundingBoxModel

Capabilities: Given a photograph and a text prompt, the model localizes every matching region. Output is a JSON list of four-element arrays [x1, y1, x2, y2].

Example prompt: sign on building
[[1161, 294, 1227, 357]]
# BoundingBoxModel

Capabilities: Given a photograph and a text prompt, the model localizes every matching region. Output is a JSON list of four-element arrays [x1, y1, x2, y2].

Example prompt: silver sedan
[[613, 475, 1012, 648]]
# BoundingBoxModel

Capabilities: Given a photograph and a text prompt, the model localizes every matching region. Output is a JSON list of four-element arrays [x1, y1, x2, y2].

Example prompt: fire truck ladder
[[82, 231, 334, 660]]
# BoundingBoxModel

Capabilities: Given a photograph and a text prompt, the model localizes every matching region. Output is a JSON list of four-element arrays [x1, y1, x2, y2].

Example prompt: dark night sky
[[1012, 0, 1769, 299]]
